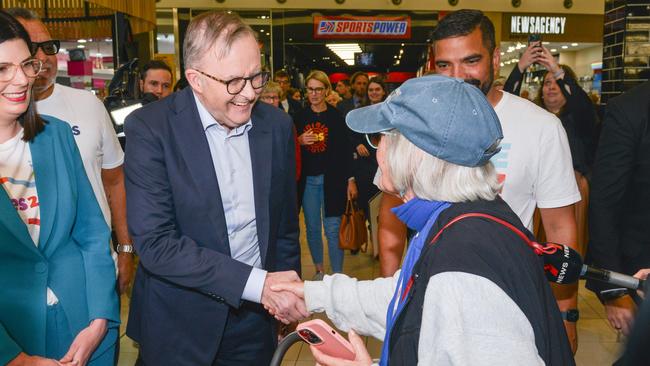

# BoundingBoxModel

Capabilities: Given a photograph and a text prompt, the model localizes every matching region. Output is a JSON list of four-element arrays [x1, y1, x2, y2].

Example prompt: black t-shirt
[[295, 106, 341, 177]]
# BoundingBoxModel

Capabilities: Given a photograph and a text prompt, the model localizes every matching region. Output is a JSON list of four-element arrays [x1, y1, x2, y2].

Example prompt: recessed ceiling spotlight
[[561, 45, 568, 49], [571, 43, 579, 46]]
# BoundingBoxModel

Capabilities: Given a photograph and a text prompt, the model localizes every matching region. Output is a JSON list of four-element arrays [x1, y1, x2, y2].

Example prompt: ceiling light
[[396, 60, 400, 65], [77, 45, 85, 49], [571, 43, 579, 46], [561, 45, 568, 49], [401, 43, 405, 46], [500, 62, 504, 67], [78, 39, 87, 43], [551, 48, 557, 52], [542, 42, 550, 45], [326, 43, 361, 65], [399, 49, 404, 54], [500, 52, 505, 56], [394, 55, 397, 59]]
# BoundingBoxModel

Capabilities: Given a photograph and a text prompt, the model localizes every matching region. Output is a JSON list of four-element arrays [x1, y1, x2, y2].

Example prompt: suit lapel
[[29, 132, 57, 252], [248, 106, 272, 264], [170, 89, 231, 254]]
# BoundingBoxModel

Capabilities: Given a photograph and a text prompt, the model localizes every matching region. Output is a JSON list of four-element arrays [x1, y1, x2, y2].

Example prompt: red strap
[[428, 213, 557, 255]]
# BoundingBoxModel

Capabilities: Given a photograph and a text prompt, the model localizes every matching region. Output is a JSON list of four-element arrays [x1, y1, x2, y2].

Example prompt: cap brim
[[345, 102, 393, 134]]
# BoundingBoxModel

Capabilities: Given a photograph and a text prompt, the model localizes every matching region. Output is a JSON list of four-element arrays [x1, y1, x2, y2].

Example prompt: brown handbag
[[339, 199, 368, 252]]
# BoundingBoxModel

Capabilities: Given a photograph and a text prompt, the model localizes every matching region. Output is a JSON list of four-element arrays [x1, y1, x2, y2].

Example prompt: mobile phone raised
[[296, 319, 356, 360], [528, 34, 542, 47]]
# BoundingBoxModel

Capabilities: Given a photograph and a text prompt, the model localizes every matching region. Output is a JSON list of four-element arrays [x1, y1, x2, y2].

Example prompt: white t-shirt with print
[[0, 128, 58, 305], [36, 84, 124, 227], [492, 91, 581, 230]]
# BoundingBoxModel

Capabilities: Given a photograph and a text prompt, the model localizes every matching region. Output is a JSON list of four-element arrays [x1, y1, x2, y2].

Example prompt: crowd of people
[[1, 6, 650, 366]]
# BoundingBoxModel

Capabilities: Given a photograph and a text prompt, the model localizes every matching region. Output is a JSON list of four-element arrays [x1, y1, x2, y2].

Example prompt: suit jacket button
[[216, 296, 225, 303], [34, 262, 48, 273]]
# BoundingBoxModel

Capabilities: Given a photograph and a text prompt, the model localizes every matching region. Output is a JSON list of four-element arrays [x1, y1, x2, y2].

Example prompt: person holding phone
[[504, 41, 598, 176], [272, 75, 574, 365]]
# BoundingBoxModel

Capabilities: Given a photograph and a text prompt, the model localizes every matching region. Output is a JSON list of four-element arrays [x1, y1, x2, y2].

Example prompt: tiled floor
[[117, 218, 624, 365]]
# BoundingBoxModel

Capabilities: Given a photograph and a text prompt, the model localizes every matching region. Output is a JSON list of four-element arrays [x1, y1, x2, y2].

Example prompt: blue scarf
[[379, 198, 451, 366]]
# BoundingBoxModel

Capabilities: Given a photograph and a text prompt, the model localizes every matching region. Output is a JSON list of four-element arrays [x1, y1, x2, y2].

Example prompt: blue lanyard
[[379, 201, 450, 365]]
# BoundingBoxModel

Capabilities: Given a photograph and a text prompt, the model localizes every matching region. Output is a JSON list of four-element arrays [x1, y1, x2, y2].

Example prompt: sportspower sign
[[314, 16, 411, 39]]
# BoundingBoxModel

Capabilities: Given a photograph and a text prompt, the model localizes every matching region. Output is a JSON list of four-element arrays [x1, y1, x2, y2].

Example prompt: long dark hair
[[0, 10, 46, 142], [363, 77, 388, 106]]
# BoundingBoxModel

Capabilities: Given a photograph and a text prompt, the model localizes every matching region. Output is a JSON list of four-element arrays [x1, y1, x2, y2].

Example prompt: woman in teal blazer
[[0, 11, 119, 366]]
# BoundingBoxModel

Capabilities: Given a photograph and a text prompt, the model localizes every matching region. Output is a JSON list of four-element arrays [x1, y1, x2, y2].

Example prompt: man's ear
[[492, 47, 501, 76], [185, 69, 202, 93]]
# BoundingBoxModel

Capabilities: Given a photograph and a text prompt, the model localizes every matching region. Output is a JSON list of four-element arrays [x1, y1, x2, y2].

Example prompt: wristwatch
[[116, 244, 135, 254], [560, 309, 579, 322]]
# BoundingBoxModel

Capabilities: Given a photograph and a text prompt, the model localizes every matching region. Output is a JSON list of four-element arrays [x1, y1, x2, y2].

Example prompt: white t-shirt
[[0, 128, 58, 305], [36, 84, 124, 227], [492, 91, 581, 230]]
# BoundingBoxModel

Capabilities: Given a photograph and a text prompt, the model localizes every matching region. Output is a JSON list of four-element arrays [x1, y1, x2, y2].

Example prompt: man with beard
[[7, 8, 135, 294], [379, 9, 582, 353], [433, 9, 581, 352], [124, 11, 304, 365]]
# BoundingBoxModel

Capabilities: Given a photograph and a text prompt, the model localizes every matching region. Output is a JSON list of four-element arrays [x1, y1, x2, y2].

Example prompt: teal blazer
[[0, 117, 119, 364]]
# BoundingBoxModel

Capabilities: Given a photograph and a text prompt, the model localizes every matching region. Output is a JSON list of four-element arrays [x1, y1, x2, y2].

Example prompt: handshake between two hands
[[261, 271, 310, 324]]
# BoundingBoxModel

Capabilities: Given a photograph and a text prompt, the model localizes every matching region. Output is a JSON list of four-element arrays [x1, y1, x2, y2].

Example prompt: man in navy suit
[[124, 11, 305, 366]]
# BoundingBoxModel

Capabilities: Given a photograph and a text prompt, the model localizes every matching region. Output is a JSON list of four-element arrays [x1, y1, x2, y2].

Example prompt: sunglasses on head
[[31, 40, 60, 56]]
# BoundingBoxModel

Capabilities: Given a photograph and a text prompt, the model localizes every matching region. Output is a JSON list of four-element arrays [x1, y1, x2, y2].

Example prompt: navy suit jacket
[[124, 88, 300, 364]]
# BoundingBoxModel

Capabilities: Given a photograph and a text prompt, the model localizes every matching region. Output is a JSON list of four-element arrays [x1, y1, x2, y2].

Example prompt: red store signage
[[314, 16, 411, 39]]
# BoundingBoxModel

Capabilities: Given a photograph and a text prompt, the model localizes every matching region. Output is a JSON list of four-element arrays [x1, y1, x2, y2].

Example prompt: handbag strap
[[428, 212, 554, 255], [399, 212, 556, 302]]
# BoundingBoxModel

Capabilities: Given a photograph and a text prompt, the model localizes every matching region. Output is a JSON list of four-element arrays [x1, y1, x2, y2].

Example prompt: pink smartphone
[[296, 319, 356, 360]]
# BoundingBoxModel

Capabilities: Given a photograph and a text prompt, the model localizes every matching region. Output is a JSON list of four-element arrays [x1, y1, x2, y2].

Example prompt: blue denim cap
[[345, 75, 503, 167]]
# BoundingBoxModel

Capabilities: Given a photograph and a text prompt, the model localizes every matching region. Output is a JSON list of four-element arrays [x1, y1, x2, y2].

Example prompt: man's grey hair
[[5, 8, 41, 20], [183, 11, 257, 69], [385, 131, 501, 202]]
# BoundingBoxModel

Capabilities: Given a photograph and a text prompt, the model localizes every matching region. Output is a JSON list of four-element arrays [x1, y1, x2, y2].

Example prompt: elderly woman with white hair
[[272, 75, 575, 366]]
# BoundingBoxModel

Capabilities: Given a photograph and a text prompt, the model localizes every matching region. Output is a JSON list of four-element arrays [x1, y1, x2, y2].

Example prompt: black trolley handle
[[269, 331, 305, 366]]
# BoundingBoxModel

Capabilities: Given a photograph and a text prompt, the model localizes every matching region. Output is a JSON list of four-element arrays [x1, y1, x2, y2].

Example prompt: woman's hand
[[518, 43, 543, 73], [347, 180, 358, 200], [299, 130, 318, 145], [536, 46, 562, 76], [271, 280, 305, 298], [59, 319, 108, 366], [7, 353, 61, 366], [310, 329, 373, 366], [356, 144, 370, 157]]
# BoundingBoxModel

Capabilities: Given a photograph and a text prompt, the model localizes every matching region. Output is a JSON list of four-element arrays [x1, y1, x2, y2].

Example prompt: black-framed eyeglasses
[[365, 131, 395, 149], [0, 59, 43, 82], [31, 40, 60, 56], [195, 69, 270, 95], [306, 87, 326, 95]]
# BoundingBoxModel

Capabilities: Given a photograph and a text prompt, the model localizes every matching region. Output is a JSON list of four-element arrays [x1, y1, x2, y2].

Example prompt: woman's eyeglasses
[[0, 59, 43, 82], [365, 131, 395, 149]]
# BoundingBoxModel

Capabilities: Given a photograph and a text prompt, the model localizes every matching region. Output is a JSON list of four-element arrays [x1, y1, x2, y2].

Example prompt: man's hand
[[59, 319, 108, 366], [8, 353, 60, 366], [356, 144, 370, 157], [310, 329, 372, 366], [261, 271, 309, 324], [347, 180, 358, 200], [117, 253, 135, 294], [633, 268, 650, 299], [604, 294, 637, 336]]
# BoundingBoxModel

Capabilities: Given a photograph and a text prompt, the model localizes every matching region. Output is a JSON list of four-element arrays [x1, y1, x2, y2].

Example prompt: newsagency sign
[[314, 16, 411, 39], [511, 15, 567, 35]]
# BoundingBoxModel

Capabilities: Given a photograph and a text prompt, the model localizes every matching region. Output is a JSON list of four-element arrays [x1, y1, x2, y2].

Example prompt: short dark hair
[[432, 9, 496, 55], [337, 79, 350, 87], [350, 72, 369, 84], [274, 69, 291, 80], [0, 11, 46, 142], [140, 60, 172, 81]]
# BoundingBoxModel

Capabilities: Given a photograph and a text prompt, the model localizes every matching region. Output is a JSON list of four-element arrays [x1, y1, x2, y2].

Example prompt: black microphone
[[540, 243, 645, 290], [141, 92, 160, 105]]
